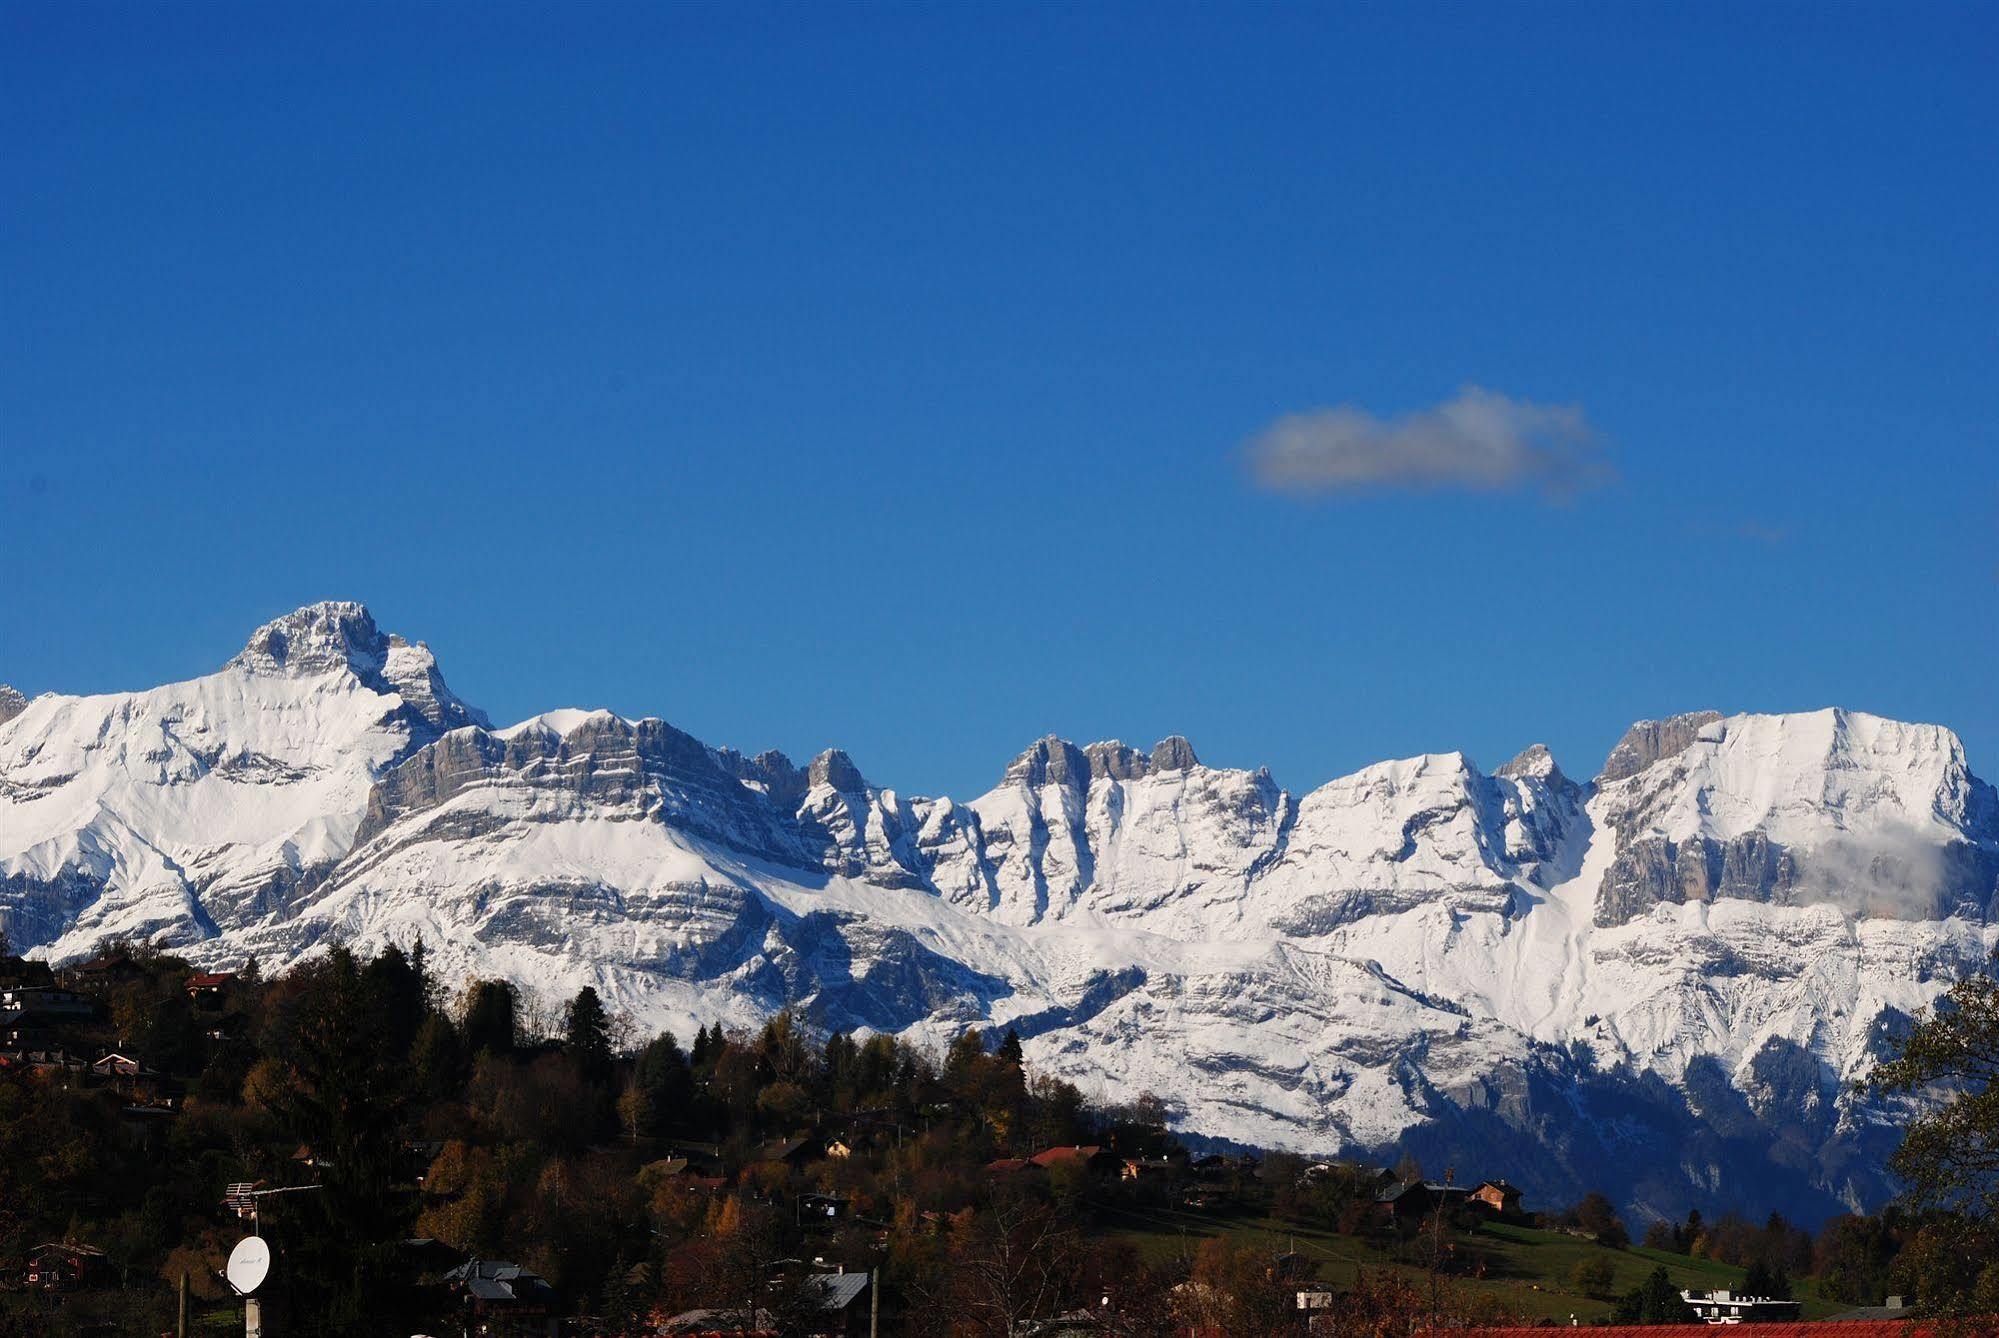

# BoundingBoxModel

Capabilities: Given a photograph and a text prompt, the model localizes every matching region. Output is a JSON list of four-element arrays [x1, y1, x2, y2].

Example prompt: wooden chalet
[[749, 1136, 822, 1169], [443, 1258, 558, 1335], [1468, 1178, 1524, 1217], [1029, 1144, 1119, 1175], [25, 1241, 107, 1291], [184, 970, 235, 1005], [1373, 1179, 1471, 1226]]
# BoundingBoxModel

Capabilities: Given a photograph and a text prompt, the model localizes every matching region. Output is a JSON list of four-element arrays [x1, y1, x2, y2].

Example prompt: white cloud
[[1244, 385, 1612, 501]]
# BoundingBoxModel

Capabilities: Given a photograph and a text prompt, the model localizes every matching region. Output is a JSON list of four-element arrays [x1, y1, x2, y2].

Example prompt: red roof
[[1030, 1145, 1104, 1167], [186, 972, 235, 988], [1424, 1325, 1944, 1338]]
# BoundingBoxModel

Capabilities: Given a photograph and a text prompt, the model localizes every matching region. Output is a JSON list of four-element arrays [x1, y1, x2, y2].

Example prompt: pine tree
[[564, 986, 614, 1084], [0, 921, 12, 959], [462, 979, 519, 1057]]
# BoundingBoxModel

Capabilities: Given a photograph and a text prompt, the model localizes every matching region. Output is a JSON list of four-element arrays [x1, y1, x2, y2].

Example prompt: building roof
[[1030, 1144, 1105, 1167], [443, 1257, 555, 1304], [751, 1137, 813, 1162], [658, 1308, 776, 1335], [1377, 1179, 1470, 1202], [186, 972, 235, 988], [802, 1271, 870, 1312], [1420, 1325, 1936, 1338]]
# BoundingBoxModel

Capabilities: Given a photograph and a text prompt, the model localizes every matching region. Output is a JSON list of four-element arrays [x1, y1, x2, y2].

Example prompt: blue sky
[[4, 2, 1994, 798]]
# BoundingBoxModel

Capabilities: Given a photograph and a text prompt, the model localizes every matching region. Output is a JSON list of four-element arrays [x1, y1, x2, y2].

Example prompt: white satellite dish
[[226, 1235, 271, 1295]]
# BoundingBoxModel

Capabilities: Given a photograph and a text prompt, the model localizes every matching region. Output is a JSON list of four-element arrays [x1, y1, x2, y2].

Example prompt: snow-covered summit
[[3, 606, 1994, 1224]]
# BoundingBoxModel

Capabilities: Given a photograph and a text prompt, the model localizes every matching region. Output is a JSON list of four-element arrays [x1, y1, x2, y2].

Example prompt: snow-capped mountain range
[[5, 602, 1994, 1223]]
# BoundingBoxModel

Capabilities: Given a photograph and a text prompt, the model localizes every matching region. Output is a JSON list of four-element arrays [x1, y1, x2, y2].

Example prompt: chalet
[[750, 1136, 821, 1169], [797, 1192, 850, 1223], [401, 1139, 447, 1185], [3, 1018, 57, 1052], [63, 954, 148, 989], [823, 1137, 855, 1159], [1029, 1145, 1119, 1175], [986, 1156, 1043, 1178], [1120, 1157, 1180, 1183], [662, 1140, 725, 1174], [92, 1052, 176, 1107], [25, 1241, 107, 1291], [1374, 1179, 1471, 1226], [443, 1258, 558, 1334], [0, 986, 94, 1019], [1468, 1178, 1524, 1218], [20, 1047, 91, 1076], [799, 1270, 872, 1338], [185, 971, 235, 1005], [1679, 1289, 1803, 1324]]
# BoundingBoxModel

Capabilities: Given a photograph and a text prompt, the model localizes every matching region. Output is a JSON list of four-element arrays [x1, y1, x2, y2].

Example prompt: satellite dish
[[226, 1235, 271, 1295]]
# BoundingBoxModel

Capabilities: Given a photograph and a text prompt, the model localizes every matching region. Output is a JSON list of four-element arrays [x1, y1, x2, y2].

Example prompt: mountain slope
[[4, 603, 1993, 1224]]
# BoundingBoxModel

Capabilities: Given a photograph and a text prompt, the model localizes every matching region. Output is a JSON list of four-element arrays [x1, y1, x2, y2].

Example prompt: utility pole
[[869, 1266, 879, 1338], [177, 1270, 188, 1338]]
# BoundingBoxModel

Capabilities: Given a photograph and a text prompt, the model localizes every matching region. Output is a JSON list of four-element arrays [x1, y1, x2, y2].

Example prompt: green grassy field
[[1093, 1201, 1840, 1322]]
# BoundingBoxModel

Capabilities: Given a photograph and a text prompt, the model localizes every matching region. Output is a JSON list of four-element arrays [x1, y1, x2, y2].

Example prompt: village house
[[798, 1270, 872, 1338], [0, 985, 95, 1020], [91, 1050, 173, 1103], [1029, 1144, 1119, 1175], [797, 1192, 850, 1224], [1374, 1179, 1472, 1228], [184, 970, 235, 1006], [1120, 1156, 1180, 1184], [1679, 1289, 1804, 1324], [985, 1156, 1043, 1178], [1468, 1178, 1524, 1218], [25, 1241, 107, 1291], [443, 1257, 558, 1335], [748, 1136, 821, 1170], [62, 953, 148, 990]]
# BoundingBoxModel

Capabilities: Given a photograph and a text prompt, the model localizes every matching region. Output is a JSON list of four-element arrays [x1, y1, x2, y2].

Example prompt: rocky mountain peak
[[228, 601, 389, 679], [1600, 710, 1723, 783], [0, 685, 26, 728], [809, 748, 868, 793], [1496, 743, 1564, 786], [1004, 735, 1091, 790], [1083, 740, 1148, 781], [1150, 735, 1199, 773]]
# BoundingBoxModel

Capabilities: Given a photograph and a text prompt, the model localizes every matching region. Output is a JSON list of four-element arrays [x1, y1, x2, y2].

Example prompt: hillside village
[[0, 935, 1946, 1335]]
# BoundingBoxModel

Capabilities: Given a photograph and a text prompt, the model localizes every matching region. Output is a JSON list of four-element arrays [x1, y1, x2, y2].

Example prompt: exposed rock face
[[4, 605, 1997, 1225], [0, 686, 26, 728], [1601, 710, 1723, 782]]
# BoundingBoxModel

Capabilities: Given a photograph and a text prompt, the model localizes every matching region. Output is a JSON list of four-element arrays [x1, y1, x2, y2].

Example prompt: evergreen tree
[[1613, 1266, 1689, 1323], [0, 921, 12, 959], [410, 1012, 466, 1100], [630, 1031, 694, 1136], [564, 986, 614, 1084], [462, 978, 519, 1057]]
